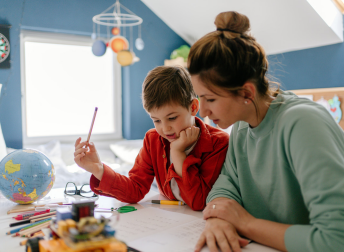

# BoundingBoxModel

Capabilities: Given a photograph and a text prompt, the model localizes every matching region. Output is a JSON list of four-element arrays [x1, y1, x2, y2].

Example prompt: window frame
[[20, 30, 122, 147]]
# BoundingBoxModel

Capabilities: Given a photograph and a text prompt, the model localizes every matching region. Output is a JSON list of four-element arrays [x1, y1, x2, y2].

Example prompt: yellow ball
[[117, 50, 133, 66]]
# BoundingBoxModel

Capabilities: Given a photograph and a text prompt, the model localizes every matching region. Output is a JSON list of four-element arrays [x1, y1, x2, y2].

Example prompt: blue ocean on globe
[[0, 149, 55, 204]]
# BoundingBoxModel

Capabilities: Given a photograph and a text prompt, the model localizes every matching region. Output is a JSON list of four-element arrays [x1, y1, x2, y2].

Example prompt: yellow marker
[[151, 200, 185, 206]]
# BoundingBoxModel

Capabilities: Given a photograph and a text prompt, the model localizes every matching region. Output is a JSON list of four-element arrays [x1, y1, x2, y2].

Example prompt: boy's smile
[[149, 102, 198, 142]]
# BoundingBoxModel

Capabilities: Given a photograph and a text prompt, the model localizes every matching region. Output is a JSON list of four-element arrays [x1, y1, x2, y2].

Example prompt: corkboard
[[290, 87, 344, 131]]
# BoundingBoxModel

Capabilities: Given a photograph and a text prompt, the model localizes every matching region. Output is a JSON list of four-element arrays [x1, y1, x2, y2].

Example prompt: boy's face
[[149, 101, 197, 142]]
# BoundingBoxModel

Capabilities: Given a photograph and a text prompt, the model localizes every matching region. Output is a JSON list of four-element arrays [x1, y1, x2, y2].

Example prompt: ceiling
[[141, 0, 343, 55]]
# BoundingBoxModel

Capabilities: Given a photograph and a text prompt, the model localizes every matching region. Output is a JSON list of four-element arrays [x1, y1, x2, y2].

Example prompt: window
[[20, 30, 122, 146]]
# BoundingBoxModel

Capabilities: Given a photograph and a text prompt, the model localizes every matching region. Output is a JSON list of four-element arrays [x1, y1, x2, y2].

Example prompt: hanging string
[[138, 24, 141, 39], [130, 26, 133, 52], [107, 25, 110, 40], [93, 22, 96, 35], [97, 24, 100, 38]]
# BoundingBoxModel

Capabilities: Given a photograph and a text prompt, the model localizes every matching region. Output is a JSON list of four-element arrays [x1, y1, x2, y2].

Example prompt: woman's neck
[[248, 96, 275, 128]]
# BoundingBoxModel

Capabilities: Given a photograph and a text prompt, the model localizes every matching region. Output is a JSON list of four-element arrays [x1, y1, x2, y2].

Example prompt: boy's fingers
[[75, 137, 81, 147], [74, 148, 88, 157], [76, 141, 88, 150], [74, 153, 84, 163]]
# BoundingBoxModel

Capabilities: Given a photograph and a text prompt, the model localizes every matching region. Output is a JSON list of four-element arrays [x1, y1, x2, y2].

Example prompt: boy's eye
[[153, 120, 160, 123], [207, 99, 215, 102], [169, 116, 177, 121]]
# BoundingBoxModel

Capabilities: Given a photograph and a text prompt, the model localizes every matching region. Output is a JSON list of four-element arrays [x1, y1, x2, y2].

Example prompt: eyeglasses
[[64, 182, 98, 198]]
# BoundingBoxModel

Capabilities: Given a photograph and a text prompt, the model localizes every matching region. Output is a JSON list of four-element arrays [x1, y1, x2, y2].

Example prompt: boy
[[74, 66, 229, 211]]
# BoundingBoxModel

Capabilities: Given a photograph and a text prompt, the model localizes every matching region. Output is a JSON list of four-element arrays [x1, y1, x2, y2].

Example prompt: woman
[[189, 11, 344, 252]]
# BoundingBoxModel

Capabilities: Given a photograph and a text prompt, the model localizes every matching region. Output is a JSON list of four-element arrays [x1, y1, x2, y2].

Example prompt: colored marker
[[151, 200, 185, 206], [14, 209, 51, 220]]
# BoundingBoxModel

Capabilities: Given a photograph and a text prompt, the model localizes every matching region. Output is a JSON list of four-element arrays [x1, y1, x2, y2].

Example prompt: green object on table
[[112, 206, 137, 213]]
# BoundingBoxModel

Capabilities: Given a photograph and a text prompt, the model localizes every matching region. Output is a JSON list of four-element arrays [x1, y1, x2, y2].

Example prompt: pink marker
[[14, 209, 50, 220]]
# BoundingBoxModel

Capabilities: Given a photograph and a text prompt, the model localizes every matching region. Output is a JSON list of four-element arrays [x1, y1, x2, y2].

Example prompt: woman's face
[[191, 75, 247, 129]]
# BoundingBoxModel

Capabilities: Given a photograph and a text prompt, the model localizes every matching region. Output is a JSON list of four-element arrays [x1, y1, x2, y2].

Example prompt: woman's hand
[[194, 218, 249, 252], [203, 198, 255, 236], [74, 137, 104, 180]]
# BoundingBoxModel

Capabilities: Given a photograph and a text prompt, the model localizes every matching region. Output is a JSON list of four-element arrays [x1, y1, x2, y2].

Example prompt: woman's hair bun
[[215, 11, 250, 35]]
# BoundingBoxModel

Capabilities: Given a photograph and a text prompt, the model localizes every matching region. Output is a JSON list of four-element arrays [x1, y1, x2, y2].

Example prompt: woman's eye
[[169, 116, 177, 121], [207, 99, 215, 102]]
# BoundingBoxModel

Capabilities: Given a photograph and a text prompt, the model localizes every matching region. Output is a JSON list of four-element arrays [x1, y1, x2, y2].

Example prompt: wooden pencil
[[30, 215, 56, 223], [20, 222, 50, 237], [7, 205, 45, 214], [12, 220, 50, 237], [29, 211, 56, 220]]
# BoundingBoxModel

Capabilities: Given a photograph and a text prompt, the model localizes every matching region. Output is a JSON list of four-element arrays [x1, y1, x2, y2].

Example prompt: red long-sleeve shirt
[[90, 117, 229, 211]]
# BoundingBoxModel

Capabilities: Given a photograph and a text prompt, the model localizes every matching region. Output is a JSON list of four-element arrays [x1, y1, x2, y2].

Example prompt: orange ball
[[111, 27, 120, 36], [109, 36, 129, 53]]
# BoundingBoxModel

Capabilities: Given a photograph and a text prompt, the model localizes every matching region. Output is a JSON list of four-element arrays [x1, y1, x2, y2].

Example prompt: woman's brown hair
[[188, 11, 279, 111]]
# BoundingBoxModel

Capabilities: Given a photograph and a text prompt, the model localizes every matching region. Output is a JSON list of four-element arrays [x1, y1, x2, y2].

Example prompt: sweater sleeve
[[166, 133, 229, 211], [283, 105, 344, 252], [205, 123, 243, 205], [90, 135, 155, 203]]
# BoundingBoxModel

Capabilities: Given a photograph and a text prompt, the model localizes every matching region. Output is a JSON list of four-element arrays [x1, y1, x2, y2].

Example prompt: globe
[[0, 149, 55, 204]]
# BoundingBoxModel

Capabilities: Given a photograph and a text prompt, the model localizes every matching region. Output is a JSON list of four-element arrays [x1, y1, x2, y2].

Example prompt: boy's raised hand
[[74, 137, 104, 180], [171, 126, 200, 152]]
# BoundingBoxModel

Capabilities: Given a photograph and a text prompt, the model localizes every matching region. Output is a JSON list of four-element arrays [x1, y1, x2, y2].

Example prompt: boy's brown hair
[[142, 66, 196, 112]]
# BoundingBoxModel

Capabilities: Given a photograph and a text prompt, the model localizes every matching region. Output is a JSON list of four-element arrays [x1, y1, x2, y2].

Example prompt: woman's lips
[[165, 133, 176, 140]]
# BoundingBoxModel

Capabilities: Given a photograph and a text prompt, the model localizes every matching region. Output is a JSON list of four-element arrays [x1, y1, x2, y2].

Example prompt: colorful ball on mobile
[[109, 36, 129, 53], [92, 40, 107, 56], [111, 27, 120, 36]]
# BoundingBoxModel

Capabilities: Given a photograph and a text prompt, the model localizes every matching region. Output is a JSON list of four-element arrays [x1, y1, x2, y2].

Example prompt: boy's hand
[[74, 137, 104, 180], [170, 126, 200, 152]]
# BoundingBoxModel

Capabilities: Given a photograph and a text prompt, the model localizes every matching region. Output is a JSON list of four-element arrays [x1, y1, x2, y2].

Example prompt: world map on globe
[[0, 149, 55, 204]]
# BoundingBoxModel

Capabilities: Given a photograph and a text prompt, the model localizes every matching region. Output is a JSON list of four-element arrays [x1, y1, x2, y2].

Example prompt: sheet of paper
[[115, 207, 199, 243], [115, 207, 280, 252]]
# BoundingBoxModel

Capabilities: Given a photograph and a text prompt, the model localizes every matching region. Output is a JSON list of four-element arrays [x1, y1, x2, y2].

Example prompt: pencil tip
[[95, 107, 98, 111]]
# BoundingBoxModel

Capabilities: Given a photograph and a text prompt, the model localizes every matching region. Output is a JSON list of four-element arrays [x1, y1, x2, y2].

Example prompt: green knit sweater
[[207, 91, 344, 252]]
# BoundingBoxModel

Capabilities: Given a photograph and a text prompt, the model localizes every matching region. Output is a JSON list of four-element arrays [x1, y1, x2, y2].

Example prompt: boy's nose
[[163, 124, 172, 132]]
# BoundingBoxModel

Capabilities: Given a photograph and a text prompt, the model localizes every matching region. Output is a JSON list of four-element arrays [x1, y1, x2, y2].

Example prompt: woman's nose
[[199, 102, 210, 118]]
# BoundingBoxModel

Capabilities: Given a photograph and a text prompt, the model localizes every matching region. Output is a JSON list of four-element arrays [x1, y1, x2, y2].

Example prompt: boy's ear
[[190, 98, 199, 116]]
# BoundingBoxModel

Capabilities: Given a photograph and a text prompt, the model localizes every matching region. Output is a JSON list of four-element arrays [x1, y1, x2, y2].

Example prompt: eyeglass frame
[[64, 182, 98, 198]]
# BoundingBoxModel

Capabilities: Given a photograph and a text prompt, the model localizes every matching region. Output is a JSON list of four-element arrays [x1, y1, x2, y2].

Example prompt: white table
[[0, 188, 279, 252]]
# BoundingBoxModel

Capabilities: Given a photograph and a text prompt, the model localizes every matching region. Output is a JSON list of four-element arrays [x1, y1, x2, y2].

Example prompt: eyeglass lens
[[80, 184, 94, 197], [65, 182, 77, 195]]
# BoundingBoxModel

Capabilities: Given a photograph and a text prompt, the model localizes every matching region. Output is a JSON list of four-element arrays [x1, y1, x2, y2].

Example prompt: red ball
[[111, 27, 120, 36]]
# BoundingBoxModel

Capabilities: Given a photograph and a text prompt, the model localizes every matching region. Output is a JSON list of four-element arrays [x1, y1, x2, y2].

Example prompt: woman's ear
[[190, 98, 199, 116], [240, 82, 256, 105]]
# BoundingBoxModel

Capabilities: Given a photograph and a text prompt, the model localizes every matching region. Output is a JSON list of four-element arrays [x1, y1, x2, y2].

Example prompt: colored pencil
[[6, 218, 52, 235], [86, 107, 98, 148], [9, 214, 55, 227], [7, 202, 64, 214], [21, 222, 50, 237]]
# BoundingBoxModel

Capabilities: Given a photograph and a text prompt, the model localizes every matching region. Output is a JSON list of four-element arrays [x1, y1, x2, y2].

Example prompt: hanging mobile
[[135, 25, 144, 51]]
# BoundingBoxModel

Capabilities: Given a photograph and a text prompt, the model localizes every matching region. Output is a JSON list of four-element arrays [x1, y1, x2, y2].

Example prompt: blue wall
[[268, 21, 344, 90], [0, 0, 187, 148]]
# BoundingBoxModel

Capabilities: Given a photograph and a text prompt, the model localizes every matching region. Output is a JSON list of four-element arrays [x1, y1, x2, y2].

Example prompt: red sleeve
[[165, 135, 229, 211], [90, 136, 155, 203]]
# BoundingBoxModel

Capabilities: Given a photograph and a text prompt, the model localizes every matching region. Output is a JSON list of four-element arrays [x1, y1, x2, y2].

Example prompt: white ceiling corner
[[141, 0, 343, 55]]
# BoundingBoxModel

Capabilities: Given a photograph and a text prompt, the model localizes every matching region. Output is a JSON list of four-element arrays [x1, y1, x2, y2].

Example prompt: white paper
[[115, 207, 280, 252]]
